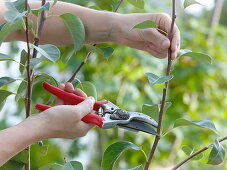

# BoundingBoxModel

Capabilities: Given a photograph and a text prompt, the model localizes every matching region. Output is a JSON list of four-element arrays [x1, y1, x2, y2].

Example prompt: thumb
[[76, 97, 95, 117], [139, 28, 170, 49]]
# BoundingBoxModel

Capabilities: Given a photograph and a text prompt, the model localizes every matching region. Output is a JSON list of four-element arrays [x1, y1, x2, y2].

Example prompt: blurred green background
[[0, 0, 227, 169]]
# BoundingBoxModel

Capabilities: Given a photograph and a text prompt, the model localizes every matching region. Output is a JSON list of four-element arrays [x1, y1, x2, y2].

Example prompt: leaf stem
[[67, 0, 124, 82], [144, 1, 176, 169], [171, 136, 227, 170]]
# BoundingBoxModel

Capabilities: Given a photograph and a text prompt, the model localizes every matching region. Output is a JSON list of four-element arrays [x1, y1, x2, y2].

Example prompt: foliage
[[0, 0, 227, 169]]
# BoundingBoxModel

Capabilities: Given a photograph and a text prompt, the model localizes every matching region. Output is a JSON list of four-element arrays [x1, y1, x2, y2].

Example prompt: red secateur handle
[[35, 82, 108, 128], [42, 82, 108, 111]]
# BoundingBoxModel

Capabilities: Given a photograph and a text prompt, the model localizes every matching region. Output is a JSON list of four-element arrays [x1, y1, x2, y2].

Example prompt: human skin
[[0, 1, 180, 59], [0, 0, 181, 166], [0, 83, 94, 166]]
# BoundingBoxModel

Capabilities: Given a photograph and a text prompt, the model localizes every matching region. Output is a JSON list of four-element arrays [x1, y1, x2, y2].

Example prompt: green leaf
[[102, 141, 145, 170], [182, 145, 203, 160], [63, 161, 83, 170], [0, 20, 23, 46], [30, 58, 45, 69], [173, 118, 218, 134], [207, 139, 225, 165], [0, 19, 33, 46], [0, 160, 24, 170], [127, 0, 144, 9], [60, 13, 85, 51], [11, 150, 29, 164], [19, 50, 27, 74], [85, 45, 107, 59], [32, 44, 60, 62], [142, 102, 171, 122], [61, 46, 75, 63], [0, 77, 16, 87], [100, 47, 114, 60], [0, 53, 14, 61], [178, 49, 212, 64], [77, 81, 97, 100], [4, 2, 27, 23], [146, 73, 173, 86], [34, 73, 58, 86], [12, 0, 26, 12], [132, 20, 156, 30], [38, 163, 63, 170], [0, 23, 6, 31], [15, 80, 27, 102], [0, 90, 14, 111], [52, 0, 58, 7], [32, 2, 51, 16], [184, 0, 201, 9]]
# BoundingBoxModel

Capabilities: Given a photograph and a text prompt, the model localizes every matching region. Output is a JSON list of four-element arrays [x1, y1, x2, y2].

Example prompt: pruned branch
[[172, 136, 227, 170], [67, 0, 124, 82], [144, 1, 176, 169]]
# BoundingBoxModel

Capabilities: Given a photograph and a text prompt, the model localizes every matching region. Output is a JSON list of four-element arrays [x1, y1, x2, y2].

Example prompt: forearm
[[1, 1, 119, 45], [0, 116, 44, 166]]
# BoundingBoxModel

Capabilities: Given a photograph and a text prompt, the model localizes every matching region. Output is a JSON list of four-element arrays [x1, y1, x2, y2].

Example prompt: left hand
[[111, 13, 180, 59]]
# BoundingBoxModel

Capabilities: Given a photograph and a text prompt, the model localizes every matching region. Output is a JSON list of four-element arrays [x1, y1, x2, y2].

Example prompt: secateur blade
[[118, 120, 159, 136]]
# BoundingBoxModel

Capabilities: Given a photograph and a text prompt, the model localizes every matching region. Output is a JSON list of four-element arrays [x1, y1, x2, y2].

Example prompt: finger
[[74, 88, 87, 97], [139, 28, 170, 49], [146, 47, 166, 59], [56, 84, 65, 105], [65, 82, 74, 93], [147, 44, 167, 58], [76, 97, 95, 117], [171, 25, 180, 52], [76, 122, 94, 137]]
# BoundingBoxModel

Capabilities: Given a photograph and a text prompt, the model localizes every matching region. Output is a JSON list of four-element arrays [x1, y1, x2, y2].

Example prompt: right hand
[[36, 83, 95, 139]]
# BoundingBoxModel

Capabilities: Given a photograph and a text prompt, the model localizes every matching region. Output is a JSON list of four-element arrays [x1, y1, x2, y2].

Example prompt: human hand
[[33, 83, 95, 139], [111, 13, 180, 59]]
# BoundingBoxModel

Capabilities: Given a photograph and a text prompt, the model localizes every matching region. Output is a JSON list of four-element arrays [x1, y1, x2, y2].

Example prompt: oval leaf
[[11, 150, 29, 164], [146, 73, 173, 86], [38, 163, 63, 170], [76, 81, 97, 100], [184, 0, 201, 9], [178, 49, 212, 64], [63, 161, 83, 170], [32, 44, 60, 62], [102, 141, 143, 170], [207, 139, 225, 165], [173, 118, 218, 134], [100, 47, 114, 60], [182, 145, 203, 160], [127, 0, 144, 9], [60, 13, 85, 51], [0, 53, 13, 61], [0, 90, 14, 111], [19, 50, 27, 74], [0, 77, 16, 87], [15, 80, 27, 102], [85, 45, 104, 58]]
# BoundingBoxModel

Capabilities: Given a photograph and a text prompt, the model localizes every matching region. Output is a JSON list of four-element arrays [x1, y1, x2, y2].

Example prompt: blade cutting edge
[[118, 120, 159, 136]]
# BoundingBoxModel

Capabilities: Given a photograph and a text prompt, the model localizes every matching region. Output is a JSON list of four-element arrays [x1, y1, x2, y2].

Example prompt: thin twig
[[144, 1, 176, 169], [24, 0, 31, 169], [32, 0, 46, 59], [67, 0, 124, 82], [24, 1, 46, 169], [171, 136, 227, 170]]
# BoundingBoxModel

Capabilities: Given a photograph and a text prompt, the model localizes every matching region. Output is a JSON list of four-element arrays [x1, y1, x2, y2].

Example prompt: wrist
[[108, 13, 123, 43], [19, 114, 48, 142]]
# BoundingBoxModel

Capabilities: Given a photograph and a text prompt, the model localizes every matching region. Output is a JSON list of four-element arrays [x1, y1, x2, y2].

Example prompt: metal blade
[[118, 120, 159, 136]]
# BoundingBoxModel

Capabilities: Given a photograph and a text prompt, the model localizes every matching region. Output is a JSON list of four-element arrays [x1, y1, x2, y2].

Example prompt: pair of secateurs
[[36, 82, 159, 136]]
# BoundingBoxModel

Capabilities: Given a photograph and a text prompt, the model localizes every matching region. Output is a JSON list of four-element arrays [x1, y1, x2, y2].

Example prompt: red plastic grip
[[35, 104, 104, 128], [43, 82, 108, 111], [82, 113, 104, 128]]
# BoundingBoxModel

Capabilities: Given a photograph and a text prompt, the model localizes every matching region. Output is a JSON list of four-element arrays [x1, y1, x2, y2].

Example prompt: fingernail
[[162, 40, 169, 48]]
